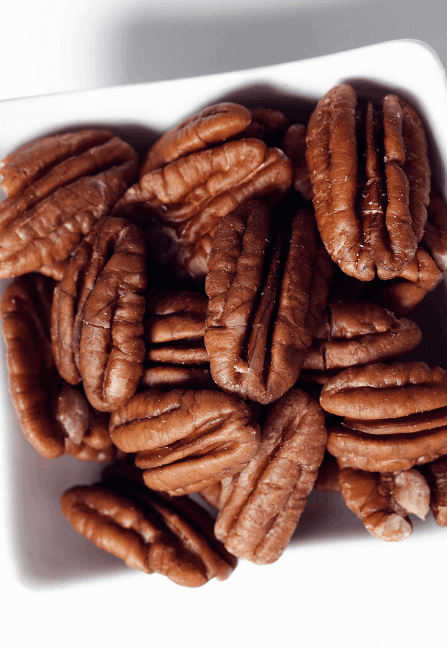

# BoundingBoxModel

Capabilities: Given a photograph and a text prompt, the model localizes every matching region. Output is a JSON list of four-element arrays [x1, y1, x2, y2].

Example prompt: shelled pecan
[[306, 84, 431, 281], [60, 481, 236, 587], [109, 388, 261, 495], [214, 389, 327, 564], [0, 128, 138, 278], [282, 123, 313, 203], [421, 456, 447, 526], [205, 201, 333, 404]]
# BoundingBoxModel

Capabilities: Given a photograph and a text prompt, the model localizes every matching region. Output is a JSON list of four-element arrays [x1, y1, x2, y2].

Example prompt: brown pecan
[[242, 108, 289, 146], [0, 129, 138, 278], [302, 298, 422, 372], [115, 138, 292, 281], [198, 475, 237, 511], [205, 201, 333, 404], [327, 424, 447, 472], [74, 217, 147, 412], [338, 467, 430, 541], [140, 288, 214, 390], [421, 456, 447, 526], [313, 452, 341, 492], [320, 361, 447, 420], [214, 389, 327, 564], [109, 388, 261, 496], [306, 84, 430, 281], [282, 123, 313, 202], [60, 482, 236, 587]]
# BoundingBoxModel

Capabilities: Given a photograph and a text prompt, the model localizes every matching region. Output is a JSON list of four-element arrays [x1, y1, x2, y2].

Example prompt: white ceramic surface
[[1, 40, 447, 647]]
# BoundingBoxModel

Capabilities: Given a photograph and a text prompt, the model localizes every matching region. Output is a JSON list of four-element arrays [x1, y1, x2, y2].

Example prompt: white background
[[2, 3, 447, 647]]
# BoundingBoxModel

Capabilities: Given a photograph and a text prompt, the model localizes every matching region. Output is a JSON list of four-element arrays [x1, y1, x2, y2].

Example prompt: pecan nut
[[306, 84, 431, 280], [109, 389, 261, 495], [0, 129, 138, 278], [71, 217, 147, 411], [60, 481, 236, 587], [214, 389, 327, 564], [338, 467, 430, 541], [302, 298, 422, 372], [115, 137, 292, 281], [205, 201, 333, 404], [282, 123, 313, 203], [421, 456, 447, 526]]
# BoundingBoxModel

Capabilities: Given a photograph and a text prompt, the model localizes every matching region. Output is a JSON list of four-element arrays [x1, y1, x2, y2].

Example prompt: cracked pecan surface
[[338, 467, 430, 541], [306, 84, 430, 281], [60, 480, 236, 587], [109, 388, 261, 496], [74, 217, 147, 412], [214, 389, 327, 564], [115, 138, 292, 281], [205, 201, 333, 404], [0, 128, 138, 278]]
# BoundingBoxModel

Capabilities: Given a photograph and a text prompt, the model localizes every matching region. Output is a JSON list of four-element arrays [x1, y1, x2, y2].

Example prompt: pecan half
[[214, 389, 327, 564], [302, 299, 421, 372], [60, 482, 236, 587], [0, 129, 138, 278], [338, 467, 430, 541], [109, 389, 261, 496], [421, 456, 447, 526], [320, 361, 447, 420], [282, 123, 313, 203], [75, 217, 147, 411], [115, 138, 292, 281], [205, 201, 333, 404], [306, 84, 430, 280]]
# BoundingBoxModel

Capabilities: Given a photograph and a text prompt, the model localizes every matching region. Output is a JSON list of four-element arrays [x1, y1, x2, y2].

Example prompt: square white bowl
[[1, 39, 447, 647]]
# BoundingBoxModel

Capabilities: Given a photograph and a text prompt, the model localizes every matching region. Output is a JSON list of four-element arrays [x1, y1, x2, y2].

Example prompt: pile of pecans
[[2, 86, 447, 587]]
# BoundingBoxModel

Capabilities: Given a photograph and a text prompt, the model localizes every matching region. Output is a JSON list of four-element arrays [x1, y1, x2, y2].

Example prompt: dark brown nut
[[205, 201, 333, 404], [421, 456, 447, 526], [282, 123, 313, 202], [320, 361, 447, 420], [51, 218, 106, 385], [115, 138, 293, 281], [1, 273, 64, 458], [140, 365, 215, 391], [109, 389, 261, 496], [343, 404, 447, 436], [75, 217, 147, 412], [327, 424, 447, 471], [214, 389, 327, 564], [302, 299, 421, 371], [60, 484, 236, 587], [338, 467, 430, 541], [144, 289, 208, 343], [140, 103, 252, 175], [306, 84, 431, 281], [0, 129, 138, 278], [313, 452, 341, 492]]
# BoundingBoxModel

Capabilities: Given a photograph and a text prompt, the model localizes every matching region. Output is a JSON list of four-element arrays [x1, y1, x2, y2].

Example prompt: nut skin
[[115, 138, 292, 281], [338, 467, 430, 541], [306, 84, 430, 281], [0, 129, 138, 278], [214, 389, 327, 565], [75, 217, 148, 412], [421, 456, 447, 526], [205, 201, 333, 404], [282, 123, 313, 203], [60, 482, 237, 587], [109, 388, 261, 496], [302, 298, 422, 372]]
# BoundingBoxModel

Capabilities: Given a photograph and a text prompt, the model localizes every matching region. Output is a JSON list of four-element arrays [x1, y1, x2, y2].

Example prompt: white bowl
[[1, 40, 447, 647]]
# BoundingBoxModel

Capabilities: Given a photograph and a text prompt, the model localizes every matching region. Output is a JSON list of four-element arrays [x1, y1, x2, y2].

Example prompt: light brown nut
[[421, 456, 447, 526], [313, 452, 341, 492], [338, 467, 430, 541], [302, 299, 421, 371], [327, 424, 447, 472], [75, 217, 147, 412], [282, 123, 313, 202], [140, 103, 252, 175], [109, 389, 261, 496], [60, 483, 236, 587], [51, 218, 106, 385], [214, 389, 327, 564], [0, 129, 138, 278], [306, 84, 430, 281], [115, 138, 292, 281], [320, 361, 447, 420], [205, 201, 333, 404], [198, 475, 237, 511]]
